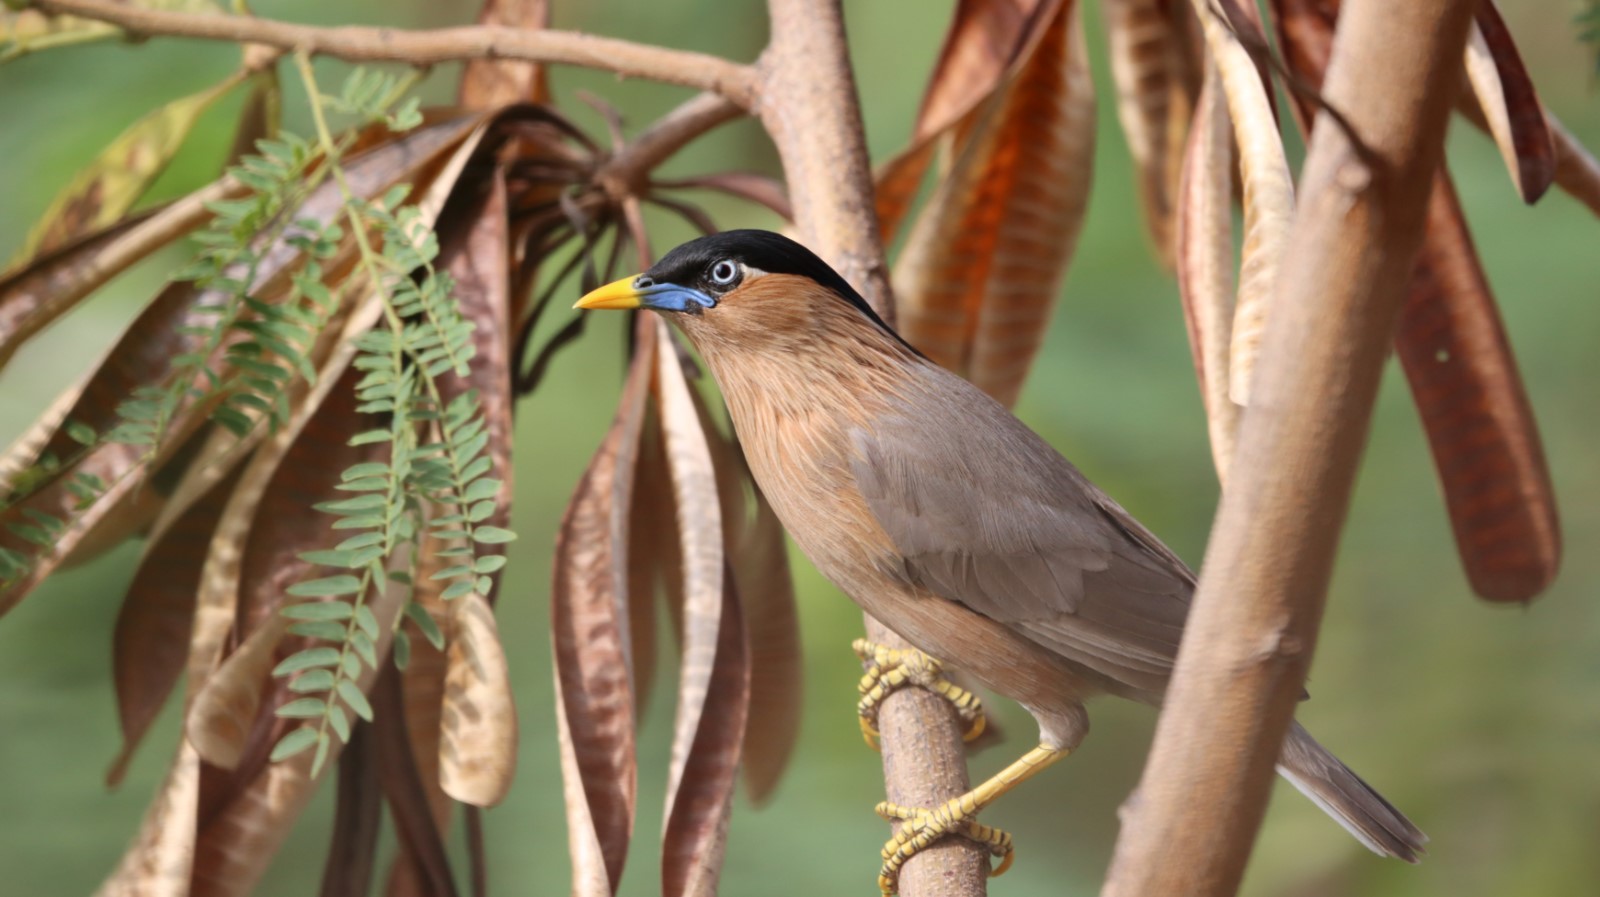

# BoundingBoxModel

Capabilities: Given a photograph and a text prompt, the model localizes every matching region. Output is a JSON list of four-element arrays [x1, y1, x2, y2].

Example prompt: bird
[[575, 229, 1426, 894]]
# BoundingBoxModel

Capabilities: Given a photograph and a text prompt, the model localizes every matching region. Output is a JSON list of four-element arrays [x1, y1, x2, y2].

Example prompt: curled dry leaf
[[627, 398, 675, 710], [0, 206, 210, 381], [0, 207, 167, 371], [1461, 1, 1554, 205], [108, 468, 243, 786], [690, 383, 801, 804], [874, 0, 1059, 240], [99, 114, 497, 897], [436, 172, 516, 601], [1272, 0, 1560, 603], [458, 0, 551, 108], [729, 482, 800, 803], [93, 743, 203, 897], [10, 71, 247, 266], [662, 567, 749, 897], [551, 316, 656, 895], [440, 591, 518, 808], [186, 117, 510, 894], [381, 539, 458, 897], [374, 665, 461, 897], [653, 317, 750, 897], [1188, 0, 1294, 407], [1398, 176, 1559, 602], [233, 365, 379, 638], [1103, 0, 1196, 267], [188, 576, 407, 897], [0, 281, 208, 618], [186, 614, 289, 769], [378, 172, 515, 897], [894, 0, 1095, 408], [1176, 59, 1240, 482], [0, 375, 86, 488], [0, 116, 488, 617], [319, 722, 383, 897]]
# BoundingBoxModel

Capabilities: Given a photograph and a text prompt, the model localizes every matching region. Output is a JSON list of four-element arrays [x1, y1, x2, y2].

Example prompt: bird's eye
[[707, 259, 741, 288]]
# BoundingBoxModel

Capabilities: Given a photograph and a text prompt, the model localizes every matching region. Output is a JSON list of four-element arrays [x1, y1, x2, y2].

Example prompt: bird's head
[[573, 229, 908, 358]]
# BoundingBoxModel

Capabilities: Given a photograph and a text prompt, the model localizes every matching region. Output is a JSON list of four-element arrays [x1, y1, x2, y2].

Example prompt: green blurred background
[[2, 1, 1596, 894]]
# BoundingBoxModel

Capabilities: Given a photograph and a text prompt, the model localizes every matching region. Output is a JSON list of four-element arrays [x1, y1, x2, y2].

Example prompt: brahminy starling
[[576, 230, 1425, 894]]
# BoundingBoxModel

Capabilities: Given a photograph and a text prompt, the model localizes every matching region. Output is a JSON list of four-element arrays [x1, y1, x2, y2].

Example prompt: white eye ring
[[708, 259, 740, 287]]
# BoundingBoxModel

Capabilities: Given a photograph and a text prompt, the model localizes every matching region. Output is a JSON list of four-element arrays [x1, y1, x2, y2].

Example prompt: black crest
[[644, 230, 902, 338]]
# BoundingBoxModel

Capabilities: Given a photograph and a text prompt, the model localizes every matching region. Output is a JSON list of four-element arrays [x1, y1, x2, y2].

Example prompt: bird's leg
[[852, 638, 985, 749], [875, 745, 1067, 897]]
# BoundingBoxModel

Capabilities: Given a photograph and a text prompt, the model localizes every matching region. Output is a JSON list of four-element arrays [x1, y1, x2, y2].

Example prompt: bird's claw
[[852, 639, 985, 751], [874, 799, 1014, 896]]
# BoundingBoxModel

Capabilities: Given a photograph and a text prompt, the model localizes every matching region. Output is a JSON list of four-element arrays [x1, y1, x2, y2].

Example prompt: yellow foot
[[876, 801, 1014, 895], [870, 744, 1067, 897], [852, 638, 984, 750]]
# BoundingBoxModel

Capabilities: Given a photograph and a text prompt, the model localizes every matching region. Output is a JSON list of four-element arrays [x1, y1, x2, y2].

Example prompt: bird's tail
[[1277, 721, 1428, 862]]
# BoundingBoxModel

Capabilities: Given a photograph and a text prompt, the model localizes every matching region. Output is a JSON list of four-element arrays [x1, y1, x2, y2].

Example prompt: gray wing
[[850, 396, 1195, 700]]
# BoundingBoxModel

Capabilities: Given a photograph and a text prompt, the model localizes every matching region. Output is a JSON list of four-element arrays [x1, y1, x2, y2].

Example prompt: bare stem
[[758, 1, 984, 895], [595, 91, 745, 199], [1100, 1, 1476, 894], [28, 0, 759, 107]]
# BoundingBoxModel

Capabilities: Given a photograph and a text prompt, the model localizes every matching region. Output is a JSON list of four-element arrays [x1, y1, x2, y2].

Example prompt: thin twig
[[596, 91, 745, 198], [28, 0, 760, 107]]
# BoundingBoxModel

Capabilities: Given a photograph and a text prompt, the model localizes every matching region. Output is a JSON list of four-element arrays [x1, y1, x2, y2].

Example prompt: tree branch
[[595, 91, 745, 199], [755, 1, 892, 312], [757, 2, 985, 895], [27, 0, 759, 107], [1100, 1, 1475, 895]]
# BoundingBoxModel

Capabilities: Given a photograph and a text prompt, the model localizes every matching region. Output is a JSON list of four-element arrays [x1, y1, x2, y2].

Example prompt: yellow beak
[[573, 275, 644, 310]]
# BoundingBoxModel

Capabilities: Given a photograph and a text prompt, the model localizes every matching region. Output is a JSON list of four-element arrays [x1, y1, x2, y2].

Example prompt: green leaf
[[299, 549, 362, 568], [270, 727, 321, 762], [276, 697, 327, 719], [273, 647, 342, 676], [350, 630, 377, 668], [430, 564, 473, 581], [336, 532, 385, 551], [286, 575, 363, 597], [315, 494, 386, 514], [64, 421, 97, 446], [406, 602, 445, 649], [472, 526, 517, 544], [289, 620, 349, 641], [463, 478, 502, 502], [474, 555, 507, 574], [327, 703, 351, 743], [441, 580, 474, 600], [312, 735, 331, 776], [337, 680, 375, 722], [289, 669, 336, 693], [354, 605, 379, 639], [8, 523, 56, 548], [393, 629, 411, 670], [342, 462, 390, 480], [281, 600, 354, 621]]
